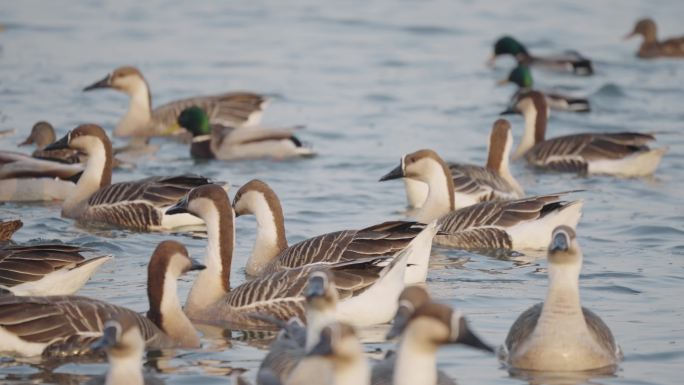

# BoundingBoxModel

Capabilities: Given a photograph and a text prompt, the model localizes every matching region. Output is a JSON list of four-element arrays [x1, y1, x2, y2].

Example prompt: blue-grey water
[[1, 1, 683, 384]]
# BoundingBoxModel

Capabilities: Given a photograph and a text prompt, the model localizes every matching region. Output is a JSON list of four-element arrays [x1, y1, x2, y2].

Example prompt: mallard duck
[[489, 36, 594, 76], [625, 18, 684, 58]]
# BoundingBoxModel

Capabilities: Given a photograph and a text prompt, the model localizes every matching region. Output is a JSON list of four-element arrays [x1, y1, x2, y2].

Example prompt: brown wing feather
[[152, 92, 266, 128], [0, 244, 87, 287], [449, 163, 518, 199]]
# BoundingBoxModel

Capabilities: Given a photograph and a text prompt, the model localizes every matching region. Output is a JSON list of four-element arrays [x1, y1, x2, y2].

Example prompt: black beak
[[454, 317, 494, 353], [379, 164, 405, 182], [83, 74, 112, 91], [44, 132, 71, 151], [386, 305, 413, 340], [166, 196, 190, 216], [189, 258, 206, 271], [90, 325, 118, 352], [550, 232, 569, 253], [307, 331, 333, 357], [305, 276, 326, 301], [500, 108, 518, 116]]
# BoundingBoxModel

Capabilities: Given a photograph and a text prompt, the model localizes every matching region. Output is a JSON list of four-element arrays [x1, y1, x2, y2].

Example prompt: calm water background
[[1, 0, 683, 384]]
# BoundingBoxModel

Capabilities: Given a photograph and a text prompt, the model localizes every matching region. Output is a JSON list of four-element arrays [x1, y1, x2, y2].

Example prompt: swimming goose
[[1, 241, 111, 296], [83, 66, 266, 137], [400, 119, 524, 210], [499, 226, 622, 371], [166, 184, 432, 329], [177, 107, 315, 160], [232, 179, 435, 283], [43, 124, 219, 231], [0, 219, 23, 241], [374, 302, 493, 385], [19, 121, 82, 164], [380, 149, 582, 250], [499, 64, 590, 112], [280, 322, 370, 385], [90, 313, 145, 385], [625, 18, 684, 58], [503, 91, 667, 177], [0, 240, 204, 357], [0, 150, 83, 202], [257, 271, 340, 384], [489, 36, 593, 76]]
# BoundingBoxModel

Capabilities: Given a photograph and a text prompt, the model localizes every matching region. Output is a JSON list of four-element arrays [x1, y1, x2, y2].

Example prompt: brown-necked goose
[[375, 301, 493, 385], [0, 240, 203, 357], [499, 226, 622, 371], [380, 149, 583, 250], [625, 18, 684, 58], [488, 36, 593, 76], [166, 184, 434, 329], [83, 66, 266, 137], [90, 313, 146, 385], [177, 107, 315, 160], [43, 124, 221, 231], [0, 150, 82, 202], [503, 90, 667, 177], [232, 179, 436, 284], [401, 119, 524, 210]]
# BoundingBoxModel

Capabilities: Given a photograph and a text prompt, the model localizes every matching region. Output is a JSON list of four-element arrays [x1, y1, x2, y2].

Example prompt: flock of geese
[[0, 17, 681, 385]]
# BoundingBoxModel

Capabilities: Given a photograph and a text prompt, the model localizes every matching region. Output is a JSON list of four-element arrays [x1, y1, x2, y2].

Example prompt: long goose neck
[[415, 159, 455, 223], [335, 355, 370, 385], [148, 267, 200, 347], [186, 199, 234, 313], [105, 354, 144, 385], [117, 79, 152, 137], [245, 189, 288, 276], [513, 98, 547, 160], [305, 307, 337, 352], [62, 136, 113, 216], [488, 130, 524, 195], [538, 261, 584, 333], [394, 329, 438, 385]]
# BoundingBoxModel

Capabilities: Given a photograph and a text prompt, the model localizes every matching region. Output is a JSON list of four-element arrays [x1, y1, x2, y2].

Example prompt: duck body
[[83, 66, 267, 138], [0, 150, 82, 202], [179, 107, 314, 160], [626, 18, 684, 58], [491, 36, 593, 76]]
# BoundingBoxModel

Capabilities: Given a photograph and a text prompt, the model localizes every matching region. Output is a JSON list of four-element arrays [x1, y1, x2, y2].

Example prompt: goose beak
[[90, 325, 118, 352], [385, 305, 413, 340], [305, 276, 326, 300], [44, 132, 70, 151], [189, 258, 206, 271], [379, 164, 404, 182], [499, 108, 518, 116], [83, 74, 112, 91], [166, 196, 190, 215], [550, 232, 569, 253], [453, 318, 494, 353]]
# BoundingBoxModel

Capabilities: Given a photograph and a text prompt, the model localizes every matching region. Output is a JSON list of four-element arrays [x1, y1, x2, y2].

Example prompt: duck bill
[[166, 196, 190, 216], [43, 132, 70, 151], [496, 78, 510, 86], [83, 74, 112, 91], [90, 325, 118, 352], [623, 31, 636, 40], [454, 318, 494, 353], [385, 305, 413, 340], [379, 164, 405, 182], [18, 135, 34, 147]]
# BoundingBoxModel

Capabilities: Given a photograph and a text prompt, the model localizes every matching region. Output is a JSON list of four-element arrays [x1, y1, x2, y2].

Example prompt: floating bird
[[167, 184, 432, 329], [232, 179, 435, 283], [0, 150, 82, 201], [625, 18, 684, 58], [502, 90, 667, 176], [43, 124, 220, 231], [399, 119, 524, 210], [380, 149, 583, 250], [90, 313, 146, 385], [499, 226, 622, 371], [83, 66, 266, 137], [19, 121, 81, 164], [0, 240, 204, 357], [489, 36, 593, 76], [499, 64, 591, 112], [176, 106, 314, 160]]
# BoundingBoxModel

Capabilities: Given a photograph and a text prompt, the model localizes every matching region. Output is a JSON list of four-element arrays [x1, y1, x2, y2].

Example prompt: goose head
[[166, 184, 231, 220], [548, 226, 581, 266], [19, 121, 56, 149], [305, 270, 339, 312], [386, 286, 431, 339], [308, 322, 363, 362], [379, 149, 450, 185], [83, 66, 149, 97], [232, 179, 282, 218], [91, 313, 144, 359], [625, 18, 657, 42], [44, 123, 112, 155]]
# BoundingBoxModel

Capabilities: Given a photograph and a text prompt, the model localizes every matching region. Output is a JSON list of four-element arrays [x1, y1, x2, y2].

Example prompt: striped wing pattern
[[0, 295, 172, 357], [449, 163, 520, 201], [0, 244, 86, 288], [151, 92, 266, 130], [527, 133, 656, 172], [83, 175, 212, 230], [437, 194, 569, 249]]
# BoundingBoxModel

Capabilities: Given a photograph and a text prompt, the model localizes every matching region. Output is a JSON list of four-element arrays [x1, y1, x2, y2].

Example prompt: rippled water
[[1, 1, 683, 384]]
